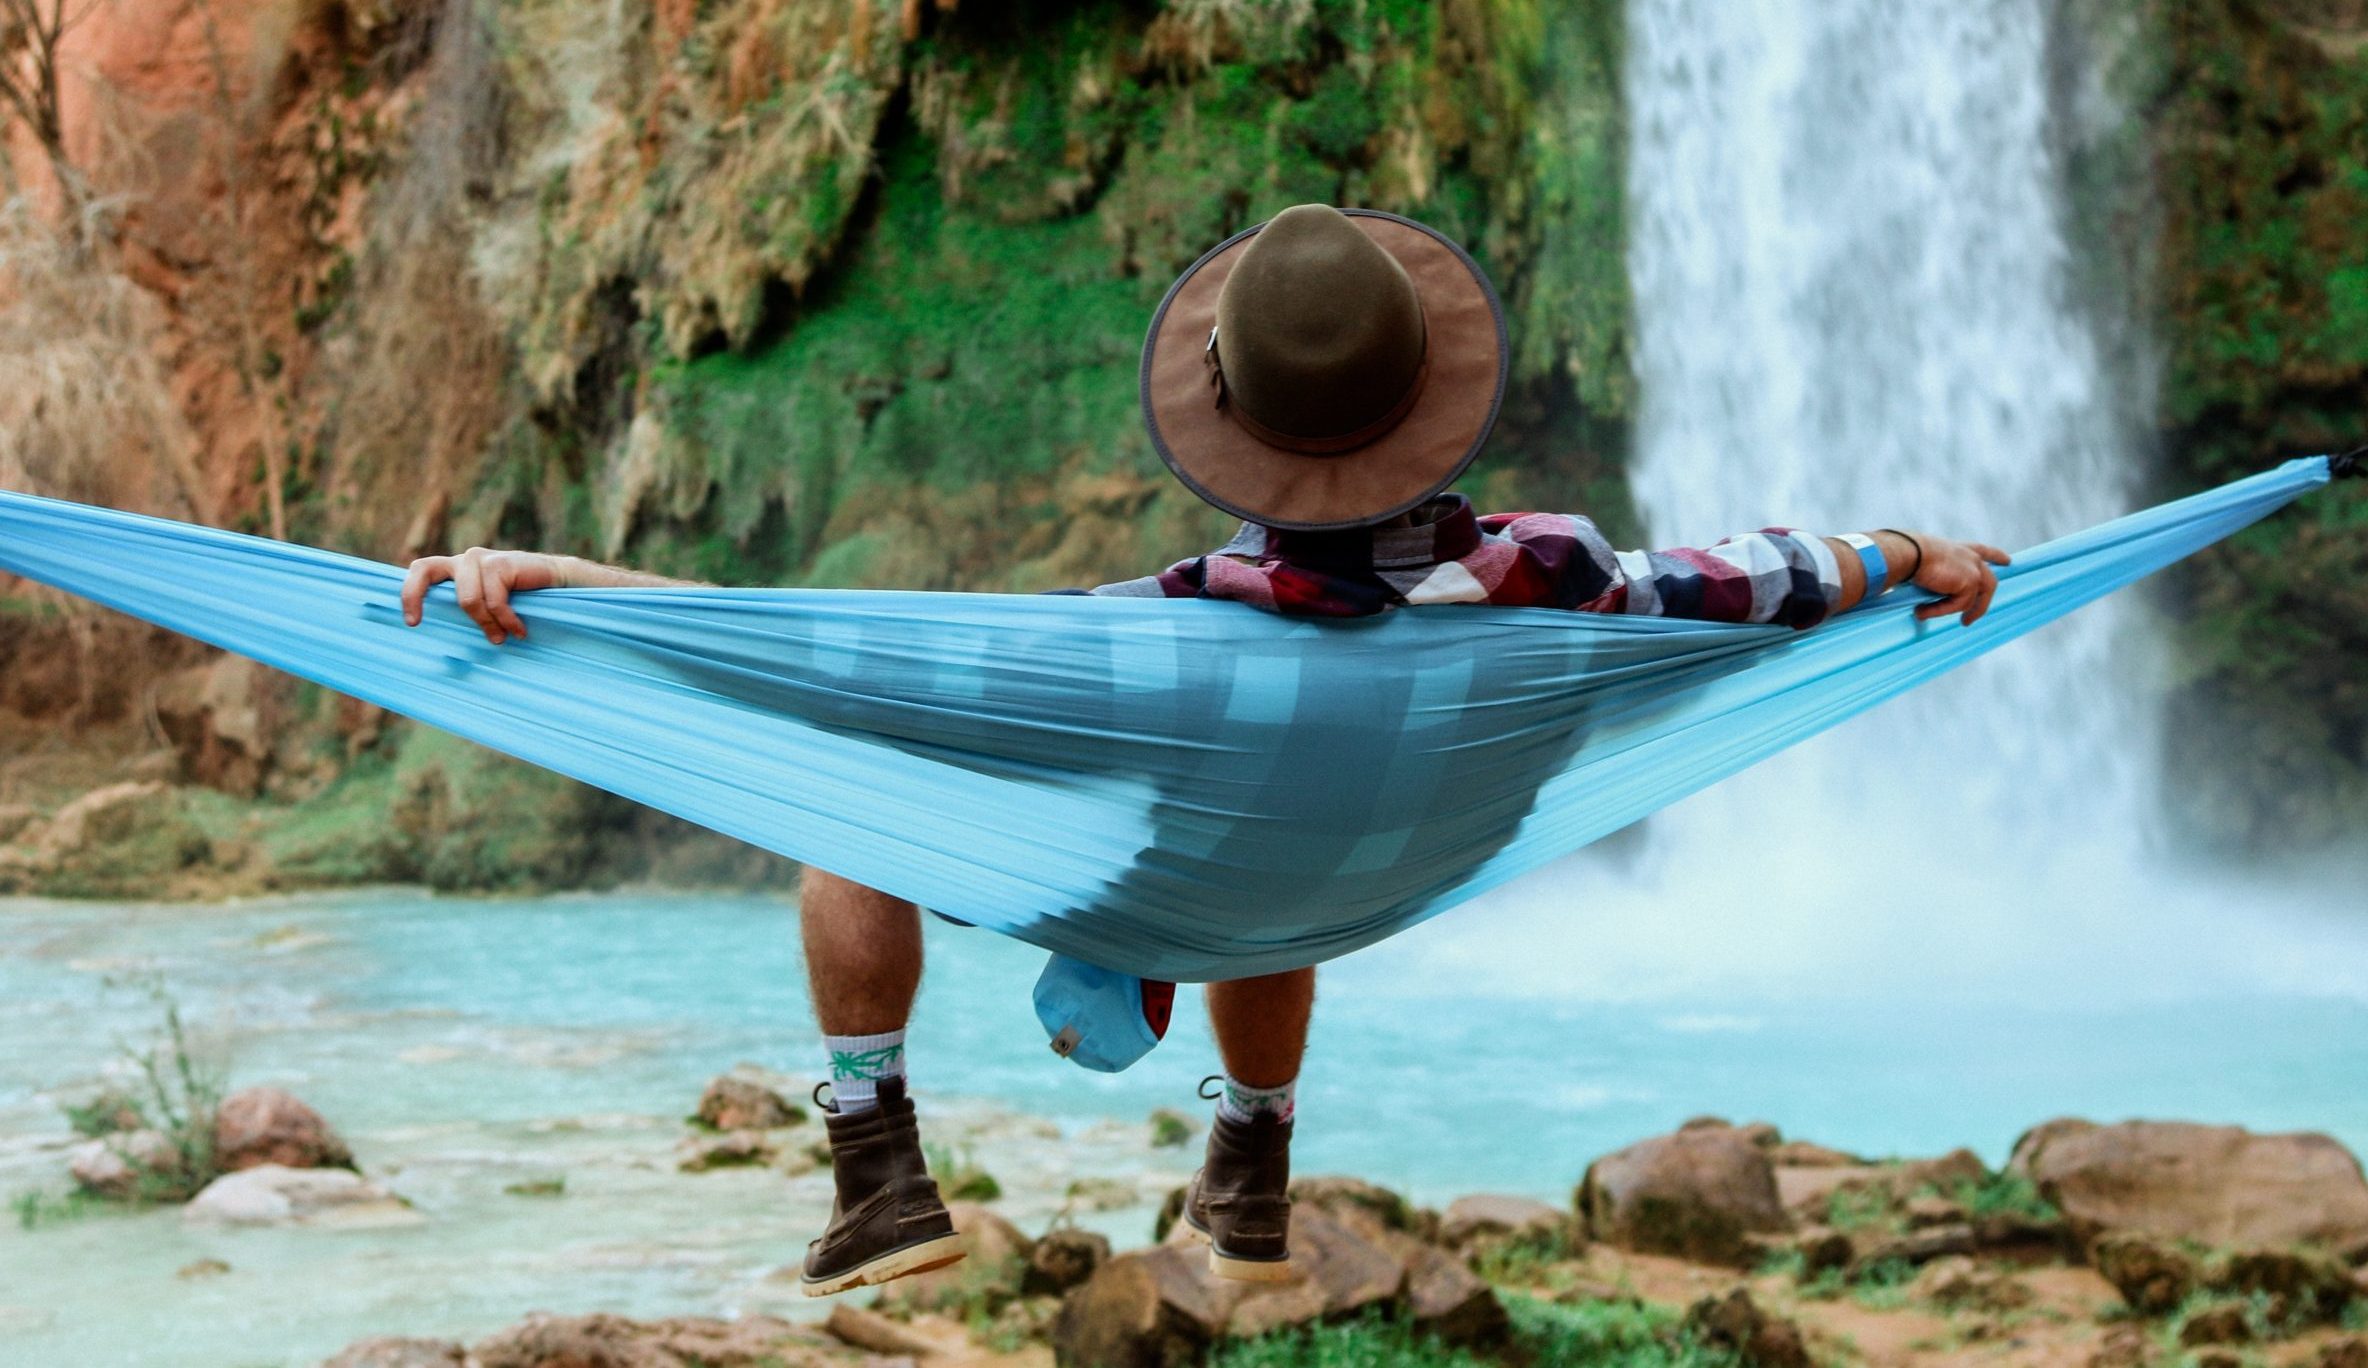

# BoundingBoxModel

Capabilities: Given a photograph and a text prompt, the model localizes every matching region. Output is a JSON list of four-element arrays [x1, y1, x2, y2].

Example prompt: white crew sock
[[822, 1029, 906, 1113], [1214, 1074, 1296, 1125]]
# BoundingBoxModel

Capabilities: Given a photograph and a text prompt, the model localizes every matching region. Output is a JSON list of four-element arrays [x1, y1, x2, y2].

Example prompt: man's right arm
[[400, 547, 708, 645]]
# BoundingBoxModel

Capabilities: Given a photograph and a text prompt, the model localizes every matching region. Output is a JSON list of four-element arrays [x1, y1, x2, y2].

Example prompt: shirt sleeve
[[1481, 512, 1843, 629]]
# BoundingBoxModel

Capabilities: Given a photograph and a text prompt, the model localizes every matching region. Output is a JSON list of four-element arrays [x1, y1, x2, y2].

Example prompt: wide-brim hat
[[1139, 205, 1509, 532]]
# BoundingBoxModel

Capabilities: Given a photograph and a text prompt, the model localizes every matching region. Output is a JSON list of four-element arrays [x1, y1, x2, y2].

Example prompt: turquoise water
[[5, 882, 2368, 1366]]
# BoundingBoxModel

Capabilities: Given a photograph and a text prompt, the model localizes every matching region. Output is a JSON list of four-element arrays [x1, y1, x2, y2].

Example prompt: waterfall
[[1624, 0, 2153, 854]]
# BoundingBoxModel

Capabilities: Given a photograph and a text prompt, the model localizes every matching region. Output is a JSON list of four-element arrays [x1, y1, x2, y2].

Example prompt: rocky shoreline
[[44, 1066, 2368, 1368]]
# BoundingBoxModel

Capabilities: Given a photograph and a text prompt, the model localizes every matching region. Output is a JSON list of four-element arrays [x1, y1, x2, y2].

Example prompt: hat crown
[[1214, 205, 1427, 441]]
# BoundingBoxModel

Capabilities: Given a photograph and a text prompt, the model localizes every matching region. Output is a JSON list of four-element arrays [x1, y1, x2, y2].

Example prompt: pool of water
[[5, 876, 2368, 1366]]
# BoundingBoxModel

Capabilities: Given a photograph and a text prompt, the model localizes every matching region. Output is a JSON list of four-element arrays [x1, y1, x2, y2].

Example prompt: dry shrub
[[0, 195, 206, 516]]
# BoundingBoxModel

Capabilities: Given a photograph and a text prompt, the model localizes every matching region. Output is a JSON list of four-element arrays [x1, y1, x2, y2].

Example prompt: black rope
[[2334, 446, 2366, 480]]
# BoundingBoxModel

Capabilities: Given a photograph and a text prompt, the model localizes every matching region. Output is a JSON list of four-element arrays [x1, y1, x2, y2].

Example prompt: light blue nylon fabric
[[0, 457, 2332, 982]]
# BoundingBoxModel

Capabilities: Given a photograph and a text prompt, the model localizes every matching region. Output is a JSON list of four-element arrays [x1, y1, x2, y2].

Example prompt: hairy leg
[[1205, 967, 1315, 1089], [799, 867, 923, 1036]]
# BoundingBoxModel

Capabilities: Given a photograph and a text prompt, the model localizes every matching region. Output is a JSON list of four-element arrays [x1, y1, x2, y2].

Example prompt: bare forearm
[[549, 556, 709, 590], [1821, 530, 1923, 610]]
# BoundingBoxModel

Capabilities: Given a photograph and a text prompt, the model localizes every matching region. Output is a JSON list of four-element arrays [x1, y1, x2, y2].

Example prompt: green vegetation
[[925, 1141, 1003, 1201], [1468, 1225, 1586, 1287], [1945, 1171, 2057, 1224], [1210, 1297, 1739, 1368], [502, 1176, 567, 1197]]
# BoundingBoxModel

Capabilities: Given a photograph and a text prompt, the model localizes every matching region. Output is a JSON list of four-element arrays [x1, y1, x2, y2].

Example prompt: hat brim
[[1139, 209, 1509, 532]]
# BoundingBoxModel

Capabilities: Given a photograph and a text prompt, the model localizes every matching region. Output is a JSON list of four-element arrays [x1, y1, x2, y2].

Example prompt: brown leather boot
[[1179, 1080, 1294, 1282], [799, 1077, 965, 1296]]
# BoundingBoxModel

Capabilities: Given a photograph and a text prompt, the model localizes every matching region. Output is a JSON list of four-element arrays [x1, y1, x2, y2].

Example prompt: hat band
[[1221, 357, 1432, 457]]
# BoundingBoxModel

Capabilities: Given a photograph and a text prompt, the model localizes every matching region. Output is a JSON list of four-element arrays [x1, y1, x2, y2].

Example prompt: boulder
[[2179, 1303, 2255, 1347], [1790, 1226, 1855, 1278], [68, 1128, 184, 1198], [177, 1257, 232, 1279], [2091, 1231, 2202, 1315], [695, 1074, 801, 1132], [213, 1087, 353, 1172], [1681, 1288, 1811, 1368], [1895, 1148, 1989, 1194], [875, 1201, 1033, 1315], [318, 1338, 467, 1368], [2009, 1119, 2368, 1256], [1026, 1225, 1112, 1296], [1738, 1122, 1784, 1148], [1440, 1194, 1570, 1251], [183, 1165, 415, 1228], [1904, 1194, 1967, 1229], [1850, 1224, 1978, 1271], [1289, 1175, 1422, 1234], [2215, 1246, 2357, 1325], [1577, 1123, 1788, 1266], [1052, 1204, 1502, 1367], [469, 1313, 860, 1368], [1767, 1140, 1866, 1168], [1910, 1255, 2034, 1312]]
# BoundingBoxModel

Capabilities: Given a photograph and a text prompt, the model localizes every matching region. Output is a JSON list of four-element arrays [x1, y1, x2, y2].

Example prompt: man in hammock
[[400, 205, 2009, 1294]]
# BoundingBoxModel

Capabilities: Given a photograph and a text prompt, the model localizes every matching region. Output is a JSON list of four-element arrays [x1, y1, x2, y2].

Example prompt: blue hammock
[[0, 457, 2342, 1065]]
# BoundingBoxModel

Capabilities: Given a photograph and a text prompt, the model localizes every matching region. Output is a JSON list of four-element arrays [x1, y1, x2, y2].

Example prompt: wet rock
[[1440, 1194, 1570, 1251], [1065, 1176, 1137, 1212], [1053, 1204, 1502, 1367], [183, 1164, 415, 1228], [2091, 1230, 2202, 1314], [214, 1087, 353, 1172], [1026, 1225, 1112, 1296], [2009, 1118, 2368, 1255], [319, 1338, 467, 1368], [875, 1201, 1033, 1315], [68, 1128, 183, 1198], [695, 1074, 802, 1132], [1577, 1122, 1788, 1267], [1681, 1288, 1811, 1368], [176, 1257, 231, 1279], [1910, 1255, 2034, 1312], [2179, 1303, 2255, 1347], [1148, 1108, 1195, 1148], [469, 1312, 858, 1368], [675, 1130, 773, 1172]]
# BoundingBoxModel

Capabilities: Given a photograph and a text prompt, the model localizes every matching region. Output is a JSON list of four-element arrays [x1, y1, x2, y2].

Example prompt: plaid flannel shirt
[[1090, 494, 1843, 628]]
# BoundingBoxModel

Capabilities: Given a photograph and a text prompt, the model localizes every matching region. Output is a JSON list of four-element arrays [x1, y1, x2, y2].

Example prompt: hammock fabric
[[0, 458, 2341, 1059]]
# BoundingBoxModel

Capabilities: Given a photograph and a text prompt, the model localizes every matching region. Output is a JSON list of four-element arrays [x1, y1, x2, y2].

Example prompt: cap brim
[[1139, 209, 1510, 532]]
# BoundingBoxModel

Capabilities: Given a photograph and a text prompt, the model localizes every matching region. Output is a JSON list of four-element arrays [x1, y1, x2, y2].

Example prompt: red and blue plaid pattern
[[1094, 494, 1842, 628]]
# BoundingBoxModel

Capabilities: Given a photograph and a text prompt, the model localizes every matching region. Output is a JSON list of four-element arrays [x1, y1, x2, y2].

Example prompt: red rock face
[[211, 1085, 354, 1172]]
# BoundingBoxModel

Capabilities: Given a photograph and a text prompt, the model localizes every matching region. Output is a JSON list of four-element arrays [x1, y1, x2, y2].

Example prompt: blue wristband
[[1839, 533, 1888, 609]]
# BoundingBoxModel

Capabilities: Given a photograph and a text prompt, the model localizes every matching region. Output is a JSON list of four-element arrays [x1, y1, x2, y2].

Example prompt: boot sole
[[799, 1234, 968, 1298], [1177, 1212, 1294, 1282]]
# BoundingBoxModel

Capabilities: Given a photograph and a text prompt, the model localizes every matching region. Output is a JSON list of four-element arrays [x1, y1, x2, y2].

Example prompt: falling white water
[[1384, 0, 2368, 1006], [1625, 0, 2151, 840]]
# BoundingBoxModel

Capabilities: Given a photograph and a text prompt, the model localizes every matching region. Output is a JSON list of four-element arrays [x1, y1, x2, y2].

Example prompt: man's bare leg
[[800, 867, 922, 1037], [1206, 968, 1315, 1088], [1186, 967, 1313, 1282], [795, 868, 961, 1296]]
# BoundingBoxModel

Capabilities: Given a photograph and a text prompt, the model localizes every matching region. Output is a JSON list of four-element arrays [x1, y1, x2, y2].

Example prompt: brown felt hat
[[1139, 205, 1508, 531]]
